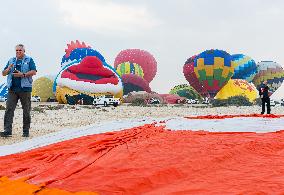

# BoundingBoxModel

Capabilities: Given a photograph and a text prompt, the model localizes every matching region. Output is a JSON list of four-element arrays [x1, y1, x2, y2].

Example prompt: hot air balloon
[[215, 79, 258, 102], [169, 84, 202, 100], [114, 49, 157, 83], [32, 76, 56, 102], [55, 56, 123, 104], [183, 55, 208, 97], [231, 54, 257, 82], [194, 49, 235, 98], [53, 40, 110, 99], [252, 61, 284, 94]]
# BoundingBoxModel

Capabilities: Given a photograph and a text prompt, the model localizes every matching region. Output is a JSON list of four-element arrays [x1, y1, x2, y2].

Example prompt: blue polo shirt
[[4, 58, 37, 92]]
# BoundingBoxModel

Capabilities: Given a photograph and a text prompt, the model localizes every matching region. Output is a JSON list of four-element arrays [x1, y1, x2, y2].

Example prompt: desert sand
[[0, 102, 283, 146]]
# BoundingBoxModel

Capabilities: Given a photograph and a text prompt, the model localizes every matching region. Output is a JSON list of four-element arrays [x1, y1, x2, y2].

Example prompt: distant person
[[258, 80, 270, 114], [0, 44, 37, 137]]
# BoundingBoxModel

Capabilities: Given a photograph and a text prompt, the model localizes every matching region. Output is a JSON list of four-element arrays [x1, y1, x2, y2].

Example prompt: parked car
[[93, 95, 120, 107], [281, 99, 284, 106], [186, 99, 193, 104], [31, 96, 41, 102], [186, 99, 199, 104], [202, 97, 210, 104], [0, 96, 7, 102], [270, 99, 276, 107], [47, 97, 57, 102], [148, 97, 160, 104]]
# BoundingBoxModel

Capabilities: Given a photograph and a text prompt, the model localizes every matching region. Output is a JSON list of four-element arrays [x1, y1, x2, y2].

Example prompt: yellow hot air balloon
[[32, 76, 55, 102], [215, 79, 258, 102]]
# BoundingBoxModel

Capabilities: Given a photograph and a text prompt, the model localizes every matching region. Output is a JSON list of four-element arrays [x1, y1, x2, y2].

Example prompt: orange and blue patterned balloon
[[194, 49, 235, 98]]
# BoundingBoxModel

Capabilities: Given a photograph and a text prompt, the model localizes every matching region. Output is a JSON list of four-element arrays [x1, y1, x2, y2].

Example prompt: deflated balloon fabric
[[0, 115, 284, 194]]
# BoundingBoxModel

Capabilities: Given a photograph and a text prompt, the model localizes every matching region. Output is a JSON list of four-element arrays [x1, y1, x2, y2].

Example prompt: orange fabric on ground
[[0, 115, 284, 194], [0, 177, 98, 195]]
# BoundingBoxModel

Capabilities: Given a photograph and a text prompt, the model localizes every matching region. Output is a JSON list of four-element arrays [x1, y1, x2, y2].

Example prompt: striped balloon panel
[[116, 62, 144, 78], [231, 54, 257, 82], [0, 83, 8, 97], [253, 71, 284, 92], [253, 61, 284, 92]]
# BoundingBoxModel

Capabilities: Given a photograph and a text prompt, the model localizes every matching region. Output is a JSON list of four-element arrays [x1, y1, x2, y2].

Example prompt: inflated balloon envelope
[[114, 49, 157, 83], [32, 76, 55, 102], [183, 55, 208, 97], [252, 61, 284, 94], [194, 49, 235, 98], [53, 40, 107, 94], [169, 84, 201, 100], [54, 40, 123, 104]]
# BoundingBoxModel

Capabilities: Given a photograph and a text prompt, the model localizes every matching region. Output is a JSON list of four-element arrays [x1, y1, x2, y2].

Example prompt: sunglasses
[[16, 50, 23, 51]]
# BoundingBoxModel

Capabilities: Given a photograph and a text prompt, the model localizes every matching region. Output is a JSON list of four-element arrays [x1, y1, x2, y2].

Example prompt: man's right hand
[[8, 64, 14, 70], [2, 64, 14, 76]]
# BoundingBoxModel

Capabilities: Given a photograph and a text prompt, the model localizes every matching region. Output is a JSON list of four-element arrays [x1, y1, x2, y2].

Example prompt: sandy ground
[[0, 102, 283, 146]]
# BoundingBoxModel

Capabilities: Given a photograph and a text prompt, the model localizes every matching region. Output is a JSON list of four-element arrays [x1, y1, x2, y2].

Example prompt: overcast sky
[[1, 0, 284, 98]]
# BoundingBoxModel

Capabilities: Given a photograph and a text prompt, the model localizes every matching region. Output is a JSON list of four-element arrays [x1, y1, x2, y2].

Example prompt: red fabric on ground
[[185, 114, 284, 119], [0, 116, 284, 194]]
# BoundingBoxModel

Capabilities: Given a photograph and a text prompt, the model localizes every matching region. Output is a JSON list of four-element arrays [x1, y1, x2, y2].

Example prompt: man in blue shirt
[[1, 44, 37, 137]]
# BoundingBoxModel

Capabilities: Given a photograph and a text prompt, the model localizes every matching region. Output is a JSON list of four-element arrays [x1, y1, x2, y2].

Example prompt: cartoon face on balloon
[[55, 56, 123, 103], [61, 40, 105, 68]]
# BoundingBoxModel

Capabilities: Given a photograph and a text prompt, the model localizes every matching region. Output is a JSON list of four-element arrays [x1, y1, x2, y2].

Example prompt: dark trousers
[[4, 91, 31, 133], [261, 98, 270, 114]]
